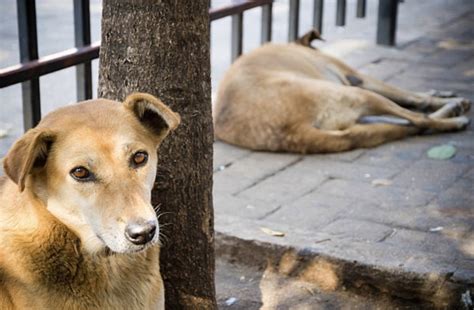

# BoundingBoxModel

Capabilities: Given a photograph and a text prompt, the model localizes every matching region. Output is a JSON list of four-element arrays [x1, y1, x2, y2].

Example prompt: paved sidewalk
[[214, 1, 474, 307]]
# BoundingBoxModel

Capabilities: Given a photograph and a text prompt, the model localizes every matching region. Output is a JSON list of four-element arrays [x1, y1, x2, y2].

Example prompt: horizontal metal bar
[[0, 42, 100, 88], [2, 1, 275, 89], [210, 0, 272, 21]]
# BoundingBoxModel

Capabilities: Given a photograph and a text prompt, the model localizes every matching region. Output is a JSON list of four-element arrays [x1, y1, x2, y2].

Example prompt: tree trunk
[[98, 1, 216, 309]]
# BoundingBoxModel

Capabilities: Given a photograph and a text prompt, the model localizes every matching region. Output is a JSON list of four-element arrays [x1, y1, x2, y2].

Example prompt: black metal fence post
[[288, 0, 300, 41], [17, 0, 41, 130], [313, 0, 324, 33], [231, 13, 243, 61], [336, 0, 346, 26], [73, 0, 93, 101], [376, 0, 399, 46], [356, 0, 366, 18], [261, 3, 272, 44]]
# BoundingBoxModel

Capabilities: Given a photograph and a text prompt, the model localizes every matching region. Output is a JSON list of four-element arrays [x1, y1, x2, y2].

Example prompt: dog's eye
[[132, 151, 148, 167], [70, 167, 91, 180]]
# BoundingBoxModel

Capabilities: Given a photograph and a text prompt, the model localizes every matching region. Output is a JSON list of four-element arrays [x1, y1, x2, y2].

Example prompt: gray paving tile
[[316, 179, 435, 209], [213, 141, 252, 171], [381, 228, 462, 256], [464, 167, 474, 180], [430, 178, 474, 218], [354, 138, 430, 170], [213, 151, 301, 195], [392, 159, 468, 192], [317, 218, 393, 243], [358, 59, 410, 81], [296, 156, 400, 183], [263, 192, 353, 229], [236, 164, 327, 205], [214, 193, 278, 221]]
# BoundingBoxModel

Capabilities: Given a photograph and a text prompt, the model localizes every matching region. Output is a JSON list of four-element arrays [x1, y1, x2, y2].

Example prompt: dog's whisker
[[156, 211, 175, 220], [153, 204, 162, 213], [158, 232, 170, 246]]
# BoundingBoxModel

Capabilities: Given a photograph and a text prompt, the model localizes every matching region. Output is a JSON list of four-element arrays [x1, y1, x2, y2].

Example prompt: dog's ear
[[123, 92, 181, 142], [3, 129, 55, 192], [295, 29, 324, 48]]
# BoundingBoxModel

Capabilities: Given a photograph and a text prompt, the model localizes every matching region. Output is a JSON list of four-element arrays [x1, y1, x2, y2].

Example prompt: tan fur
[[0, 93, 180, 309], [214, 29, 471, 153]]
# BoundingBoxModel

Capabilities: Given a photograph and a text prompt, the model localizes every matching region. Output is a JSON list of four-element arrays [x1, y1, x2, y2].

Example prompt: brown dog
[[214, 30, 471, 153], [0, 93, 180, 309]]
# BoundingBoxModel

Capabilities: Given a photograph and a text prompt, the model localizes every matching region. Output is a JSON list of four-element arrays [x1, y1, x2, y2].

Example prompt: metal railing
[[0, 0, 400, 131]]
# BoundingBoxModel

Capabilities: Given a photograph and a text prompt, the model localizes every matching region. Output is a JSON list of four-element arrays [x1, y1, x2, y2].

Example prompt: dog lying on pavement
[[214, 29, 471, 153], [0, 93, 180, 309]]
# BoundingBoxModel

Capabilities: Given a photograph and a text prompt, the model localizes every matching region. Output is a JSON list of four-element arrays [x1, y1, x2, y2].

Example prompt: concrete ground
[[1, 0, 473, 308], [213, 0, 474, 308], [215, 258, 423, 309]]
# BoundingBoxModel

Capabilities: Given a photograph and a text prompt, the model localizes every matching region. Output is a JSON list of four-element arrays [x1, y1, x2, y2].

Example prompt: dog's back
[[214, 43, 356, 152], [214, 31, 470, 153]]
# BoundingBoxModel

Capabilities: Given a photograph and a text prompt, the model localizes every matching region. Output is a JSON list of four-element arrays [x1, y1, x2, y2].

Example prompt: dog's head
[[3, 93, 180, 254]]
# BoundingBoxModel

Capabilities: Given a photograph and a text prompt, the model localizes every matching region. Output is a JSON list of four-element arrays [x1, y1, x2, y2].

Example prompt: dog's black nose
[[125, 220, 157, 245]]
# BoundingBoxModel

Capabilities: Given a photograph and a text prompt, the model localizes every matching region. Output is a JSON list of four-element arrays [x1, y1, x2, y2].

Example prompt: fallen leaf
[[225, 297, 237, 306], [438, 39, 474, 51], [464, 69, 474, 77], [371, 179, 392, 187], [0, 129, 8, 138], [427, 145, 456, 160], [260, 227, 285, 237]]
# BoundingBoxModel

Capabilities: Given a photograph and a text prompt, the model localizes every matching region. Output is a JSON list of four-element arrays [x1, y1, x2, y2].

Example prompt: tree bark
[[98, 1, 216, 309]]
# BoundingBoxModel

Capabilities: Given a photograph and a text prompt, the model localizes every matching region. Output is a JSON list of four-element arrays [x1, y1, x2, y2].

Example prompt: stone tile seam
[[353, 217, 454, 240], [257, 205, 283, 221], [358, 57, 409, 82], [213, 150, 254, 174], [232, 156, 304, 196], [434, 9, 474, 31], [287, 175, 334, 203], [346, 149, 367, 163], [377, 228, 398, 243], [253, 174, 335, 208], [312, 179, 435, 206]]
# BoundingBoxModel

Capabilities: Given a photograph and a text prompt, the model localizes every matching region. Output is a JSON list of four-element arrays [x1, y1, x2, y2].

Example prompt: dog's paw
[[427, 89, 457, 98], [449, 97, 471, 114], [453, 115, 471, 130]]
